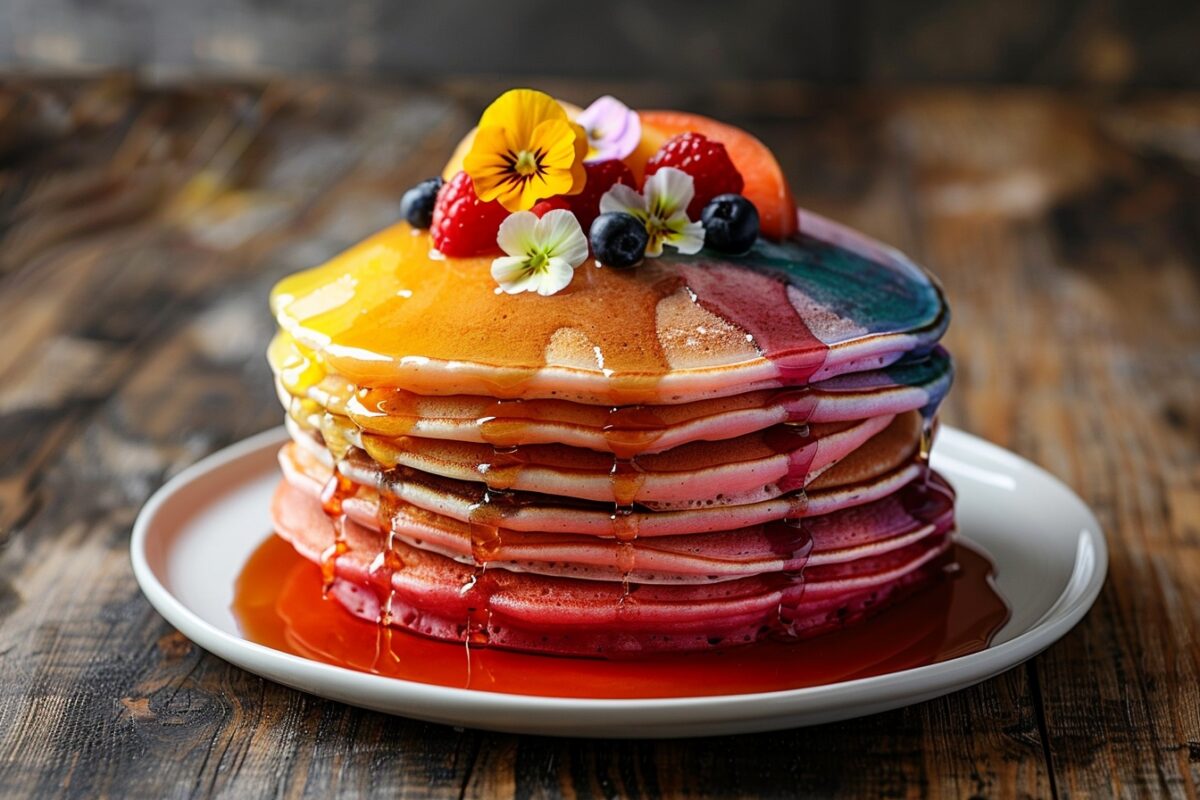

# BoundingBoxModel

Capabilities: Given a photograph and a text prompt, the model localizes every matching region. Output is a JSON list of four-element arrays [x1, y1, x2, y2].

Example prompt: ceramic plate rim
[[130, 426, 1106, 735]]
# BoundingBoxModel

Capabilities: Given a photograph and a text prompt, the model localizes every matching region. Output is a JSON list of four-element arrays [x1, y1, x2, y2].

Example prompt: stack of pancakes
[[268, 210, 954, 657]]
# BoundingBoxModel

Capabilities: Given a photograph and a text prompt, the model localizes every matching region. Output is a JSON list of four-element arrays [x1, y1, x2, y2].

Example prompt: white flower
[[598, 167, 705, 257], [491, 209, 589, 296]]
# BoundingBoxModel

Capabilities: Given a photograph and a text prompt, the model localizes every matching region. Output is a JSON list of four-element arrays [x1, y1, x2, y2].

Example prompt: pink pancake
[[271, 476, 954, 656], [278, 414, 924, 539], [272, 335, 951, 459], [289, 412, 909, 506], [279, 452, 955, 584]]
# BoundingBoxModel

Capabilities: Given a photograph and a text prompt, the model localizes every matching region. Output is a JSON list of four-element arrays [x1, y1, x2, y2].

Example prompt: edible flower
[[575, 95, 641, 163], [598, 167, 705, 257], [491, 209, 589, 296], [464, 89, 588, 213]]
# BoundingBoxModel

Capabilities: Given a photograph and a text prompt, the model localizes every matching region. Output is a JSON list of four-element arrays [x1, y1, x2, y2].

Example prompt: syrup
[[271, 226, 953, 403], [317, 470, 355, 596], [344, 385, 822, 460], [459, 487, 518, 649], [603, 406, 669, 459], [762, 421, 818, 490], [233, 536, 1009, 699]]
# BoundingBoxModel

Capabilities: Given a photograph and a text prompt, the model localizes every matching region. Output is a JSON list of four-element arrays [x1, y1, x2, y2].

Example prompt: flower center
[[528, 250, 549, 272], [644, 218, 670, 247], [513, 150, 540, 177]]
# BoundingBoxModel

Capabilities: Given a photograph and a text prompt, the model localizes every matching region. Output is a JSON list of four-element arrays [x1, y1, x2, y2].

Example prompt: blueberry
[[700, 194, 759, 254], [399, 177, 444, 229], [589, 212, 649, 268]]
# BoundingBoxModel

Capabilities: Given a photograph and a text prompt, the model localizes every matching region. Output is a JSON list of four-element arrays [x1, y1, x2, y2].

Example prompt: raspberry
[[531, 196, 571, 217], [430, 171, 508, 257], [644, 133, 744, 218], [566, 160, 636, 230]]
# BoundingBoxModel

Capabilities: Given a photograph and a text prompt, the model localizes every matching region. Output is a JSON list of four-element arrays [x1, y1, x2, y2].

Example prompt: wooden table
[[1, 76, 1197, 798]]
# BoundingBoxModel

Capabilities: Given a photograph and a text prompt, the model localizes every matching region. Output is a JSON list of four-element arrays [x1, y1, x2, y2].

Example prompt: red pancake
[[271, 474, 955, 656]]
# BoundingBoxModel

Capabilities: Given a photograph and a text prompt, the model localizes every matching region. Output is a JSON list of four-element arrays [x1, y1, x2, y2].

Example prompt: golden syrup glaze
[[317, 469, 356, 595], [270, 224, 703, 404], [269, 221, 948, 405]]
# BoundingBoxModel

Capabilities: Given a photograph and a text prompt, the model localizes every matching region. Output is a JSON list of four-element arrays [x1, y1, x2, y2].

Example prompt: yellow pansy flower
[[463, 89, 588, 212]]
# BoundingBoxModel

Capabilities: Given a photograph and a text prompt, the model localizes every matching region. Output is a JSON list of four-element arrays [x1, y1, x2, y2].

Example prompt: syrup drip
[[460, 488, 513, 656], [348, 386, 416, 436], [268, 333, 326, 395], [787, 488, 810, 518], [609, 450, 645, 594], [767, 517, 816, 638], [368, 462, 412, 624], [459, 571, 499, 647], [319, 412, 355, 461], [602, 406, 668, 460], [367, 530, 404, 625], [478, 444, 526, 491], [610, 457, 646, 507], [287, 395, 321, 429], [477, 400, 528, 449], [761, 421, 818, 492], [318, 469, 355, 596], [612, 505, 639, 598], [467, 489, 508, 564], [777, 386, 818, 425], [918, 411, 938, 489]]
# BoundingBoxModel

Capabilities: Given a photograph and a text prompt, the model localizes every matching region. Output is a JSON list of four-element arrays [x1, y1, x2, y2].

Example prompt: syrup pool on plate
[[233, 536, 1009, 699]]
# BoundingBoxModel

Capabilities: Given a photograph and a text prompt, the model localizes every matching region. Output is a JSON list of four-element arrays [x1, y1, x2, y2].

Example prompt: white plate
[[131, 426, 1106, 738]]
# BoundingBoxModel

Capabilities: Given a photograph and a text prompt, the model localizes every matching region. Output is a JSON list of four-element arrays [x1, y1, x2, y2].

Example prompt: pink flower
[[575, 96, 641, 163]]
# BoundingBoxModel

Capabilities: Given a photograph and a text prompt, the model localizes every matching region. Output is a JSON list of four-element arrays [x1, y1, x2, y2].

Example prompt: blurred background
[[1, 0, 1198, 88]]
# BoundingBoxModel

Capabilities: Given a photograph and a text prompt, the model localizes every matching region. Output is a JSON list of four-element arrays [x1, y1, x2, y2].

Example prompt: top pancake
[[271, 210, 947, 406]]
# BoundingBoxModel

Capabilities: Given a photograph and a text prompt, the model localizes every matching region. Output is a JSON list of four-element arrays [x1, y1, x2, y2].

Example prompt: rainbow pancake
[[265, 90, 956, 657]]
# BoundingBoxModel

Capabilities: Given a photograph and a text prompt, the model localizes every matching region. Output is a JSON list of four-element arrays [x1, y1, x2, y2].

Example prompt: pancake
[[261, 95, 959, 658], [272, 474, 954, 656], [274, 465, 954, 585], [287, 409, 915, 505], [270, 210, 947, 406], [279, 410, 922, 533], [271, 331, 951, 457]]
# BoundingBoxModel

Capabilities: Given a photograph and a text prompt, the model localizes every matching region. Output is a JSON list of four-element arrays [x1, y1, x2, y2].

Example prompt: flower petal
[[496, 211, 540, 257], [536, 258, 576, 296], [524, 118, 587, 202], [464, 125, 521, 203], [666, 217, 706, 254], [599, 183, 647, 218], [478, 89, 566, 147], [577, 95, 641, 163], [566, 121, 590, 194], [645, 167, 695, 218], [535, 209, 589, 267], [491, 255, 535, 292], [466, 91, 584, 211]]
